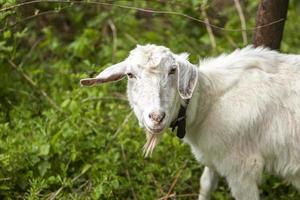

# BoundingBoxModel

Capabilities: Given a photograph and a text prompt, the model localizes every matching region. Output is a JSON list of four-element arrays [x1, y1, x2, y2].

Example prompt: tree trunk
[[252, 0, 289, 50]]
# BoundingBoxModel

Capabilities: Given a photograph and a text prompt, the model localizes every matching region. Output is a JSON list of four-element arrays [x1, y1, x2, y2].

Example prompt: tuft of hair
[[178, 52, 190, 60], [129, 44, 172, 69], [143, 131, 161, 157]]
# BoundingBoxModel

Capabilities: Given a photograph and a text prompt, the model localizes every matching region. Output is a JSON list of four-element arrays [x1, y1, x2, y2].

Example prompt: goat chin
[[143, 131, 161, 157]]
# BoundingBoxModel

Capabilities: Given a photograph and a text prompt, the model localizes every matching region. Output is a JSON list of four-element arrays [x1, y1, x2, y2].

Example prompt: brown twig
[[158, 192, 199, 200], [121, 144, 138, 200], [47, 187, 64, 200], [201, 3, 216, 49], [8, 60, 61, 112], [81, 96, 128, 103], [77, 179, 90, 191], [46, 164, 91, 200], [107, 19, 117, 62], [19, 37, 44, 68], [164, 160, 188, 199], [0, 0, 286, 32], [124, 33, 139, 44], [0, 5, 72, 32], [151, 173, 165, 195], [112, 111, 133, 139], [225, 34, 238, 48], [234, 0, 248, 45]]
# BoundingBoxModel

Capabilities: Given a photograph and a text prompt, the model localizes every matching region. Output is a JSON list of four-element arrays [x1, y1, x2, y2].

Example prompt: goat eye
[[168, 68, 176, 75], [127, 73, 136, 79]]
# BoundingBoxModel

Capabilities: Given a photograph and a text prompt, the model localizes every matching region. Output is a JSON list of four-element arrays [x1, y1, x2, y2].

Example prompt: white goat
[[80, 44, 300, 200]]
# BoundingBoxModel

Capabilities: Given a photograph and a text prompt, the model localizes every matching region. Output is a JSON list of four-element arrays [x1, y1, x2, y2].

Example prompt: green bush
[[0, 0, 300, 199]]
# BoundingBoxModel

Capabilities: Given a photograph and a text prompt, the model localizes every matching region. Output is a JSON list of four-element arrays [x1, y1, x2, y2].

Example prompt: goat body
[[81, 45, 300, 200], [189, 47, 300, 200]]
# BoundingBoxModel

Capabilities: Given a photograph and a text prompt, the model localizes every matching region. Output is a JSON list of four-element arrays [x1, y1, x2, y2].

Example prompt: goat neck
[[184, 70, 214, 138]]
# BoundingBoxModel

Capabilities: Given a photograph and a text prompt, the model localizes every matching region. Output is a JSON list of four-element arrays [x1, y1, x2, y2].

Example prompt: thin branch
[[151, 174, 165, 196], [234, 0, 248, 45], [107, 19, 117, 62], [46, 163, 91, 200], [112, 111, 133, 139], [124, 33, 139, 44], [77, 179, 90, 191], [0, 5, 72, 32], [0, 0, 286, 32], [225, 34, 238, 48], [158, 193, 199, 200], [81, 96, 128, 103], [201, 3, 216, 49], [121, 144, 138, 200], [8, 60, 61, 112], [164, 160, 188, 199], [0, 177, 11, 181], [47, 187, 64, 200], [19, 37, 44, 68]]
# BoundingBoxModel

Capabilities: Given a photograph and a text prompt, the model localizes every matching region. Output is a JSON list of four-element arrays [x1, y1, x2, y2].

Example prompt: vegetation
[[1, 0, 300, 199]]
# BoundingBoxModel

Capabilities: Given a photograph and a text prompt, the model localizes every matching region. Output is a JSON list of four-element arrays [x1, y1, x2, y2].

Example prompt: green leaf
[[38, 161, 51, 176], [39, 144, 50, 156]]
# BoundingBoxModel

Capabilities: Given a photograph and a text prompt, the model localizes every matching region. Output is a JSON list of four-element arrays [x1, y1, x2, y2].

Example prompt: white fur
[[80, 44, 300, 200], [186, 46, 300, 200]]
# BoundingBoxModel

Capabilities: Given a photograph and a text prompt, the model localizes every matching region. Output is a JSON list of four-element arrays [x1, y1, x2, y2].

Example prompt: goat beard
[[143, 131, 161, 157]]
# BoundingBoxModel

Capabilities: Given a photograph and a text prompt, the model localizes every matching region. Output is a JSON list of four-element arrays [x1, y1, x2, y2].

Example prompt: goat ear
[[80, 61, 127, 86], [176, 53, 198, 99]]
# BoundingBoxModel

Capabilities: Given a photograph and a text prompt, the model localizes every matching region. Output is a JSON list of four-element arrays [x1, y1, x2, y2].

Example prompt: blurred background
[[1, 0, 300, 199]]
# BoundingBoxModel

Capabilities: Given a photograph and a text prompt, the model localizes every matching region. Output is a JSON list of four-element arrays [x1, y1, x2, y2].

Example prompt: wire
[[0, 0, 286, 32]]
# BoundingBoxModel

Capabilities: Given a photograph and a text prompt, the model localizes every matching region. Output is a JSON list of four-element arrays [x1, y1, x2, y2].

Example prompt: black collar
[[170, 99, 190, 139]]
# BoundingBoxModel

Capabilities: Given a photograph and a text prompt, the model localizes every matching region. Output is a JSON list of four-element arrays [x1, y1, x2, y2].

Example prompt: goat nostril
[[160, 112, 166, 122], [149, 111, 166, 123]]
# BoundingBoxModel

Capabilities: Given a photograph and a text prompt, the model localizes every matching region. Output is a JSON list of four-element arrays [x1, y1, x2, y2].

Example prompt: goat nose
[[148, 111, 166, 124]]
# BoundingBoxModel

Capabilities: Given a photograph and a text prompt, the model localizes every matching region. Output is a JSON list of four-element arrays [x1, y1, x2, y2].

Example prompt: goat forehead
[[129, 45, 174, 70]]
